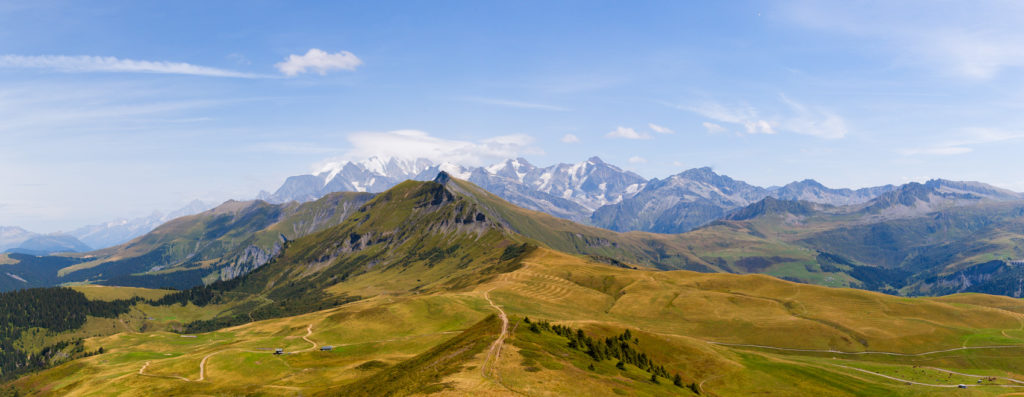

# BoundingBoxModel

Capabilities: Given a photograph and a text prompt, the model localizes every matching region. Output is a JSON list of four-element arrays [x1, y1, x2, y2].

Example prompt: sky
[[1, 1, 1023, 232]]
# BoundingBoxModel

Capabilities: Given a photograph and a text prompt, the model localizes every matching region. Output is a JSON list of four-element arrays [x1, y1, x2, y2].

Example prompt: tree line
[[524, 317, 698, 393], [0, 287, 127, 380], [0, 287, 139, 339]]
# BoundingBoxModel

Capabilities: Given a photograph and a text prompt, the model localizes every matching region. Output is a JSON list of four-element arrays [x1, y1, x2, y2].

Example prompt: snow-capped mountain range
[[68, 200, 215, 249], [1, 200, 217, 253], [258, 156, 925, 233], [7, 156, 1023, 256], [257, 157, 434, 203], [257, 156, 647, 222]]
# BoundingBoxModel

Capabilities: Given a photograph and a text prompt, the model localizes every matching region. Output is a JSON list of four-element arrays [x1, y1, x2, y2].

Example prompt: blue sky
[[1, 0, 1022, 232]]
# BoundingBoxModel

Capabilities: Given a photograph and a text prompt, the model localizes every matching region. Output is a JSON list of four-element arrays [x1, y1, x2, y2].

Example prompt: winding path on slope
[[705, 341, 1024, 389], [137, 323, 464, 384], [298, 324, 318, 352], [139, 350, 223, 382], [196, 351, 220, 382], [482, 289, 509, 379], [831, 364, 966, 388], [707, 341, 1024, 357], [138, 323, 316, 383], [830, 364, 1024, 388], [1002, 316, 1024, 339], [923, 366, 1024, 386]]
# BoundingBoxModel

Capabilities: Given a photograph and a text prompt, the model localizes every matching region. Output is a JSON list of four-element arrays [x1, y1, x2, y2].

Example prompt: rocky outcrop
[[220, 235, 286, 281]]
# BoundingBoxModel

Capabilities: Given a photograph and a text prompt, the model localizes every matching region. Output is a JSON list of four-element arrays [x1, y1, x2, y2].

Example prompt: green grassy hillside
[[11, 248, 1024, 396], [447, 176, 716, 272], [0, 192, 374, 291], [682, 197, 1024, 296], [8, 176, 1024, 396]]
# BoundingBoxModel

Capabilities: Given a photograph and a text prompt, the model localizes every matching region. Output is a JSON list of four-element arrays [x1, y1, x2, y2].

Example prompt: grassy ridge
[[330, 314, 500, 396], [8, 293, 493, 396], [52, 192, 374, 289], [8, 178, 1024, 395], [9, 248, 1024, 395], [696, 200, 1024, 294]]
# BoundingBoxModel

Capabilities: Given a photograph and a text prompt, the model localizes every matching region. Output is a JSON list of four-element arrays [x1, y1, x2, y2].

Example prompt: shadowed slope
[[46, 192, 374, 289]]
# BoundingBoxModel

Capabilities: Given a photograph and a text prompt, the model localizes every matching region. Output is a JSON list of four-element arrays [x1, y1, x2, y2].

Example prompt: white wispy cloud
[[680, 95, 847, 139], [902, 127, 1024, 156], [561, 133, 580, 143], [464, 97, 568, 111], [606, 126, 651, 140], [682, 102, 776, 135], [0, 54, 264, 78], [628, 156, 647, 164], [780, 1, 1024, 80], [648, 123, 674, 134], [316, 130, 539, 171], [745, 120, 776, 135], [701, 122, 728, 134], [777, 95, 847, 139], [275, 49, 362, 76], [0, 83, 227, 135]]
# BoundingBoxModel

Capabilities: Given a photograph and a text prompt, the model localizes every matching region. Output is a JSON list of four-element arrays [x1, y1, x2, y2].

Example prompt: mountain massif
[[0, 192, 373, 291], [258, 156, 909, 233], [259, 156, 648, 223], [0, 200, 214, 257], [0, 226, 91, 256], [6, 172, 1024, 396], [67, 200, 214, 249], [3, 167, 1022, 300]]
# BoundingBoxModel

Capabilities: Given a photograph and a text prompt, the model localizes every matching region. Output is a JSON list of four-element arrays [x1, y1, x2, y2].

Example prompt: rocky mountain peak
[[433, 171, 452, 185], [674, 166, 723, 183], [790, 179, 827, 189], [726, 196, 823, 221]]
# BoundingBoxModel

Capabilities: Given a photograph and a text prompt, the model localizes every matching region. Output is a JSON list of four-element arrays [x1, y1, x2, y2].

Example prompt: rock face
[[769, 179, 895, 206], [726, 196, 827, 221], [863, 179, 1023, 215], [910, 260, 1024, 298], [591, 167, 768, 233], [220, 236, 285, 281]]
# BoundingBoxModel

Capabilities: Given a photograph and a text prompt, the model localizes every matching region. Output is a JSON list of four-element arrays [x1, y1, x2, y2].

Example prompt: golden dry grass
[[13, 248, 1024, 396], [69, 285, 174, 301]]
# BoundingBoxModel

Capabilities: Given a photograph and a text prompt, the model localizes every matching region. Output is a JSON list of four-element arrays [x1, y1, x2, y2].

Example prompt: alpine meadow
[[2, 2, 1023, 396]]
